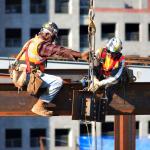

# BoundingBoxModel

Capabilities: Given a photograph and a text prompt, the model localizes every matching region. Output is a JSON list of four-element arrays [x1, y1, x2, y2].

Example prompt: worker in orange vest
[[14, 22, 86, 116], [88, 37, 125, 92]]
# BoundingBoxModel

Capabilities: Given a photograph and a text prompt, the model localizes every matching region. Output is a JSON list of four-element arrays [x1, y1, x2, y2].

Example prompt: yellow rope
[[88, 0, 96, 88]]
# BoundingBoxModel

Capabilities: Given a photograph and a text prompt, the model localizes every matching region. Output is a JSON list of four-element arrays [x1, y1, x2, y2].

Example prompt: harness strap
[[25, 48, 31, 73], [16, 40, 32, 73], [100, 48, 125, 76], [100, 48, 107, 59], [16, 40, 32, 60]]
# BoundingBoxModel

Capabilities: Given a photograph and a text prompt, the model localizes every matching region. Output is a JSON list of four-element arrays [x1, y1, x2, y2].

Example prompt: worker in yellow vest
[[14, 22, 86, 116], [88, 37, 125, 92]]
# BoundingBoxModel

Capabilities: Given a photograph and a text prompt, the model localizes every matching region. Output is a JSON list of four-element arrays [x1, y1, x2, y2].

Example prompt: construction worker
[[14, 22, 86, 116], [88, 37, 125, 92]]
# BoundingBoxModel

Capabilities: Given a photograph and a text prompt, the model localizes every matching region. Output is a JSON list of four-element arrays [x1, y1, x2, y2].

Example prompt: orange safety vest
[[19, 35, 47, 72], [99, 48, 125, 76]]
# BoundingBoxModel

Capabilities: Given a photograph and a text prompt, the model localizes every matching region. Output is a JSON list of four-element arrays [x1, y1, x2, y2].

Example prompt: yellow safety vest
[[20, 35, 45, 64]]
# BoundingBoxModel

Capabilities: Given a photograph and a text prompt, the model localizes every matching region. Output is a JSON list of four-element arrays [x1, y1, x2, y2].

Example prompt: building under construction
[[0, 0, 150, 150]]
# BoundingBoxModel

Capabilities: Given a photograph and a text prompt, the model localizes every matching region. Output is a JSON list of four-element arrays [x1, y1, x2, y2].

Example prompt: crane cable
[[87, 0, 97, 150], [88, 0, 96, 88]]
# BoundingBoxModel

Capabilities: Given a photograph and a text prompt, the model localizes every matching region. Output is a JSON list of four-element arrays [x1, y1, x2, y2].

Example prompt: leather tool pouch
[[27, 72, 43, 96], [9, 64, 26, 90]]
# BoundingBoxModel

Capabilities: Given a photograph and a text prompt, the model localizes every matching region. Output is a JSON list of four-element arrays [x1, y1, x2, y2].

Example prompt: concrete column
[[0, 118, 5, 150], [70, 0, 80, 50], [22, 0, 30, 43], [139, 120, 149, 137], [91, 122, 101, 149], [50, 116, 79, 150], [22, 126, 30, 150], [0, 0, 5, 50]]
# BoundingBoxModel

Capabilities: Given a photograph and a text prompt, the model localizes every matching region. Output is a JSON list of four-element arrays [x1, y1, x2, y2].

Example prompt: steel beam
[[0, 83, 150, 116], [114, 115, 136, 150]]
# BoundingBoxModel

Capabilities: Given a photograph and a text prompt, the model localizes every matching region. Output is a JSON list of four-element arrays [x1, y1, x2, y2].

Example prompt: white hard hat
[[106, 37, 122, 52]]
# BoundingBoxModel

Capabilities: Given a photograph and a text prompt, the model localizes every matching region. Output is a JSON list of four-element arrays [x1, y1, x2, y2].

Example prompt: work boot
[[31, 99, 54, 117]]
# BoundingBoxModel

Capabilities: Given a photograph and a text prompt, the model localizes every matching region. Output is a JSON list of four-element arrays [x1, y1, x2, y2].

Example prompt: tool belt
[[27, 71, 44, 96], [9, 62, 43, 95]]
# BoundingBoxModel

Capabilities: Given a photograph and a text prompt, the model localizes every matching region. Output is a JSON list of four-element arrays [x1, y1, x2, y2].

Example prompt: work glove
[[88, 76, 103, 92], [80, 76, 91, 87]]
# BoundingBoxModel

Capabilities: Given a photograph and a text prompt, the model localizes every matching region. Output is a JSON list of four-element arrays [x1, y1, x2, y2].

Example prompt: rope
[[88, 1, 97, 150], [88, 0, 96, 87]]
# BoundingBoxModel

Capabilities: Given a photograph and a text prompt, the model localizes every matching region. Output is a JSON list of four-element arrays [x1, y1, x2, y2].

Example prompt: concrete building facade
[[0, 0, 150, 150], [0, 0, 150, 56]]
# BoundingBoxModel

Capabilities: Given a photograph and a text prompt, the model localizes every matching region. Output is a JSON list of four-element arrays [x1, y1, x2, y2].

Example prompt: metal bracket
[[72, 90, 108, 122]]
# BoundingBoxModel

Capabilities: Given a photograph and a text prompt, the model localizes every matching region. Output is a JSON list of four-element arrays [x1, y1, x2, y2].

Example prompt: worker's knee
[[56, 77, 63, 87]]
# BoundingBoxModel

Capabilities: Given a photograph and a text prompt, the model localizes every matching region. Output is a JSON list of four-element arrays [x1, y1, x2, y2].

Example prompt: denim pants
[[27, 73, 63, 103]]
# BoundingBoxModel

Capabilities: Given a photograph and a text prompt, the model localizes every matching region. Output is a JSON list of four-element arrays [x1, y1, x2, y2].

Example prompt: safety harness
[[10, 36, 47, 93], [99, 48, 125, 77], [18, 36, 47, 73]]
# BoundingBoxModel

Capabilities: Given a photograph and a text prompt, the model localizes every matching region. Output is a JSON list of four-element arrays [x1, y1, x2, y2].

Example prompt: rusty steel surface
[[107, 83, 150, 115], [114, 115, 136, 150], [0, 82, 150, 116], [0, 83, 81, 116]]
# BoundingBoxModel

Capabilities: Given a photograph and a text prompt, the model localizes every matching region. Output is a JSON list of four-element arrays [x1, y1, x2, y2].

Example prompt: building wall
[[95, 12, 150, 56], [0, 1, 150, 150], [0, 0, 150, 56], [0, 116, 150, 150], [0, 117, 49, 150]]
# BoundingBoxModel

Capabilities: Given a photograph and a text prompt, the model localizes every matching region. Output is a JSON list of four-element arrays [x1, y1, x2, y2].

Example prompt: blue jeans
[[27, 73, 63, 103]]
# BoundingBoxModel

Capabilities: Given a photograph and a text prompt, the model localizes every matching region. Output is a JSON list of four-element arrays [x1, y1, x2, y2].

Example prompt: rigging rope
[[88, 0, 96, 87], [87, 0, 97, 150]]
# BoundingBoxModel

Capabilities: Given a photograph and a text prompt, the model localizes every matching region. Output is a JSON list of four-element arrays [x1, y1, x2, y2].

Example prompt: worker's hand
[[88, 76, 102, 92], [88, 82, 99, 92], [81, 51, 89, 61]]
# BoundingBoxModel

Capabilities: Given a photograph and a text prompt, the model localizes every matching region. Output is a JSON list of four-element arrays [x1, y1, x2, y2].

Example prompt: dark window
[[148, 24, 150, 41], [30, 0, 46, 14], [55, 129, 70, 146], [5, 0, 22, 13], [102, 122, 114, 136], [5, 28, 22, 47], [147, 121, 150, 134], [30, 28, 40, 38], [136, 121, 139, 137], [80, 25, 88, 48], [80, 123, 91, 136], [124, 3, 133, 9], [5, 129, 22, 148], [55, 0, 69, 13], [57, 29, 69, 47], [101, 23, 116, 40], [80, 0, 90, 15], [30, 129, 46, 147], [125, 23, 139, 41]]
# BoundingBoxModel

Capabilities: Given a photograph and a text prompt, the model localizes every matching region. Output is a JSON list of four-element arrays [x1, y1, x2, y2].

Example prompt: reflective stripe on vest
[[99, 48, 124, 76], [20, 35, 45, 64], [102, 54, 119, 71]]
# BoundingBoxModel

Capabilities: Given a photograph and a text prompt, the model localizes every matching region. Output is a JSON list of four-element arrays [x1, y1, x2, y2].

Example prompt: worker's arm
[[38, 43, 81, 60], [88, 59, 125, 92]]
